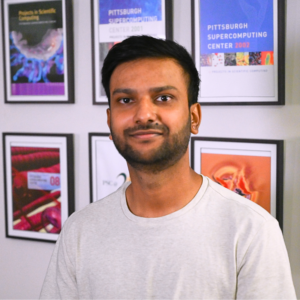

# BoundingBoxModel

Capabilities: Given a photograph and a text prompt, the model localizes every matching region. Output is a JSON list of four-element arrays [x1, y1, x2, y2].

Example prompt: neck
[[125, 151, 203, 218]]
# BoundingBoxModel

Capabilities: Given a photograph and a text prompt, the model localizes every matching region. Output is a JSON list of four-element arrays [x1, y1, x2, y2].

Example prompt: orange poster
[[201, 153, 271, 212]]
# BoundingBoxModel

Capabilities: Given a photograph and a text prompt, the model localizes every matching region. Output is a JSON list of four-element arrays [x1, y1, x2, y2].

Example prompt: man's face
[[107, 58, 196, 173]]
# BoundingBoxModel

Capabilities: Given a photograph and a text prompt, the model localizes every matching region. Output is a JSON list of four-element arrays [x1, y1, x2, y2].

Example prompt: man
[[40, 36, 296, 299]]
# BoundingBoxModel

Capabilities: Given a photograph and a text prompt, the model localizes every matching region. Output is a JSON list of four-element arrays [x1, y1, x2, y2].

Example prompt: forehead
[[110, 58, 188, 91]]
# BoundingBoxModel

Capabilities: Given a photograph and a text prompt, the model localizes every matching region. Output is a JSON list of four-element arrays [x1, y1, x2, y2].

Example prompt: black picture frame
[[91, 0, 173, 105], [191, 0, 285, 105], [89, 133, 129, 203], [1, 0, 74, 103], [3, 132, 74, 242], [191, 137, 284, 229]]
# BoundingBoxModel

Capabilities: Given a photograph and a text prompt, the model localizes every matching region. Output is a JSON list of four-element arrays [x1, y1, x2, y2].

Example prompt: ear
[[106, 108, 113, 140], [190, 103, 201, 135]]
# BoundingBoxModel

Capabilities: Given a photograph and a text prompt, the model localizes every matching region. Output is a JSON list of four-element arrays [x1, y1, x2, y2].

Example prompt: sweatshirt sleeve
[[236, 219, 297, 299], [39, 220, 78, 299]]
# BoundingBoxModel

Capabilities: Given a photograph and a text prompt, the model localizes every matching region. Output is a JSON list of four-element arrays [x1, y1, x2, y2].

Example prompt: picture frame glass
[[193, 0, 282, 105], [3, 134, 73, 242], [192, 139, 280, 219], [90, 134, 129, 202], [2, 0, 72, 102], [92, 0, 169, 104]]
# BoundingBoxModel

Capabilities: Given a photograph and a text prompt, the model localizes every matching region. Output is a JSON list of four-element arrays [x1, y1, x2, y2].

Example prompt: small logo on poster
[[102, 172, 129, 187], [28, 172, 61, 190]]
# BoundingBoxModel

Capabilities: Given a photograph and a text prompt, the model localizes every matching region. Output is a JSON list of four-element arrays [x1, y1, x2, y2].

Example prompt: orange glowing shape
[[212, 165, 258, 202], [201, 153, 271, 212]]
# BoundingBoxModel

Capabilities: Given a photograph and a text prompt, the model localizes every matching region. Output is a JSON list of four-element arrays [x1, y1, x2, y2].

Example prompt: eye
[[119, 98, 132, 104], [156, 95, 171, 102]]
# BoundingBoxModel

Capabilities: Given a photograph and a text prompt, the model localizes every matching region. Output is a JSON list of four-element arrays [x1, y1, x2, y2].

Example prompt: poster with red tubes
[[3, 133, 74, 242]]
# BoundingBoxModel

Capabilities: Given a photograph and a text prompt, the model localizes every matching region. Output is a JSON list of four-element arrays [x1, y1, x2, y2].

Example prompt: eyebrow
[[150, 86, 178, 93], [112, 85, 178, 96], [112, 88, 134, 96]]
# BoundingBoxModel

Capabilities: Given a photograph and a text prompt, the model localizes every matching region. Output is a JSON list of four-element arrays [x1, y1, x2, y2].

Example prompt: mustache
[[124, 123, 169, 135]]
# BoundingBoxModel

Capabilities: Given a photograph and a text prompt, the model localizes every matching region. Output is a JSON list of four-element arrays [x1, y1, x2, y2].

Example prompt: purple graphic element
[[11, 83, 65, 96], [10, 29, 64, 88], [11, 29, 63, 61]]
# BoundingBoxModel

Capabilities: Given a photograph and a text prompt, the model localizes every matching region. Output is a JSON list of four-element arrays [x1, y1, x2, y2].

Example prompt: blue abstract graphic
[[200, 0, 274, 54], [99, 0, 162, 24], [10, 31, 64, 83]]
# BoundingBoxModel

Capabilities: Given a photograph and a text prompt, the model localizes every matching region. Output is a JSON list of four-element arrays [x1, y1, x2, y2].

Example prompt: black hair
[[101, 35, 200, 107]]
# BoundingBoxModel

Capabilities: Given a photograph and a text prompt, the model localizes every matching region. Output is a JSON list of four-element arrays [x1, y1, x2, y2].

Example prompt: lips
[[129, 130, 163, 139], [124, 123, 169, 139]]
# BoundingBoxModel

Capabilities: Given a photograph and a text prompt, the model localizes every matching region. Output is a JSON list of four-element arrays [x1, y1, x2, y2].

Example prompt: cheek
[[110, 111, 132, 132], [165, 109, 190, 127]]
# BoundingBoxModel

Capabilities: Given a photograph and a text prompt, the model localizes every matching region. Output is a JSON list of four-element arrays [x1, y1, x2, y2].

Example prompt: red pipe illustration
[[13, 190, 61, 220], [11, 147, 59, 155], [11, 148, 62, 234], [14, 203, 61, 233], [12, 164, 60, 211], [12, 151, 60, 171]]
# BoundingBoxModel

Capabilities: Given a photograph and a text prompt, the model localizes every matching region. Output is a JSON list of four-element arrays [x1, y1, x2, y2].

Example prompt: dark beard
[[110, 118, 191, 174]]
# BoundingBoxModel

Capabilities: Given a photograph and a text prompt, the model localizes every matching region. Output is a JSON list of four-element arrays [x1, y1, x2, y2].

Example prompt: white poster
[[90, 134, 129, 202], [92, 0, 167, 103]]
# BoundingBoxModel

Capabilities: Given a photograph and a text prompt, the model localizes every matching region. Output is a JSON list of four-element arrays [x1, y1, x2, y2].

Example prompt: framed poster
[[89, 133, 129, 202], [192, 0, 285, 105], [1, 0, 74, 103], [91, 0, 173, 104], [3, 133, 74, 242], [191, 137, 283, 228]]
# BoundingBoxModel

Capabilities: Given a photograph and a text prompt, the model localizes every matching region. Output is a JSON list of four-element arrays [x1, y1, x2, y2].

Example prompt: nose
[[133, 97, 157, 125]]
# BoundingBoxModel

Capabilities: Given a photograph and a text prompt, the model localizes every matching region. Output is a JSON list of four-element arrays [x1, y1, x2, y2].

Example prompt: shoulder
[[200, 176, 278, 238], [62, 183, 129, 234], [201, 177, 284, 267], [204, 176, 274, 221]]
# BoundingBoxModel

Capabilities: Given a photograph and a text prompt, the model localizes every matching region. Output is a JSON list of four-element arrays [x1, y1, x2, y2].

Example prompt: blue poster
[[200, 0, 273, 55], [99, 0, 162, 25]]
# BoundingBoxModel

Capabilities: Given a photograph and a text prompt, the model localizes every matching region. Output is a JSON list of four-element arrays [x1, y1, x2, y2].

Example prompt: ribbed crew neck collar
[[120, 175, 208, 225]]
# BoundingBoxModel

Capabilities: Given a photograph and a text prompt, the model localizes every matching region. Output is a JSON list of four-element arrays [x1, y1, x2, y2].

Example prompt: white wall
[[0, 0, 299, 298]]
